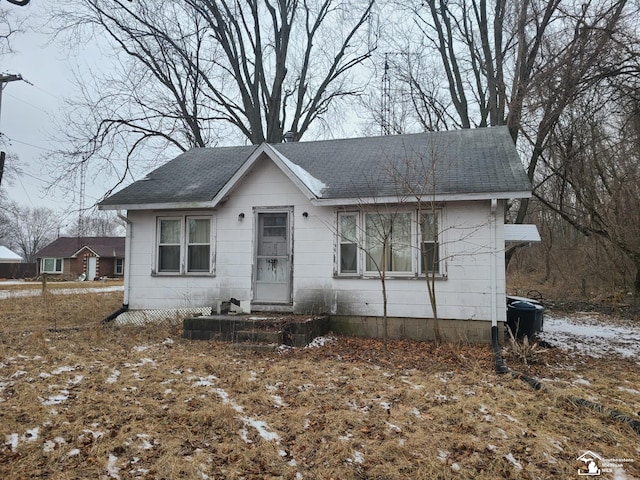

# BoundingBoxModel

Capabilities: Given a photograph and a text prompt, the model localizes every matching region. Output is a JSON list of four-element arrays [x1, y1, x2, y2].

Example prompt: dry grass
[[1, 288, 639, 479], [0, 281, 123, 332]]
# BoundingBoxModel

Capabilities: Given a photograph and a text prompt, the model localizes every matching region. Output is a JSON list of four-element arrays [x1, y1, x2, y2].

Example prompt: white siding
[[124, 156, 506, 323]]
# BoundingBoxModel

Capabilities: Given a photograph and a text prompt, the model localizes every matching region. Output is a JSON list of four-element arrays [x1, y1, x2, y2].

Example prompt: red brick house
[[35, 237, 125, 280]]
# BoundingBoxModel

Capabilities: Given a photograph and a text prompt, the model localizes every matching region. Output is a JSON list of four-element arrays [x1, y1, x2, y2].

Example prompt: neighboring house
[[0, 246, 35, 279], [0, 246, 22, 263], [99, 127, 536, 342], [35, 237, 125, 280]]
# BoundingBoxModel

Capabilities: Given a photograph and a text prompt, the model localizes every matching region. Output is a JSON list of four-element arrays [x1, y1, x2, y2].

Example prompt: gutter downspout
[[117, 210, 132, 308], [490, 199, 508, 373]]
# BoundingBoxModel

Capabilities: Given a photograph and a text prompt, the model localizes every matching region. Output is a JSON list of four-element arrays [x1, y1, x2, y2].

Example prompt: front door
[[254, 211, 291, 303], [87, 256, 97, 280]]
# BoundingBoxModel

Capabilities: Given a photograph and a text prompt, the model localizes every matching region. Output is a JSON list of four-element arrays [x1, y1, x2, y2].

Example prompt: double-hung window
[[156, 216, 212, 274], [420, 212, 440, 274], [187, 218, 211, 272], [115, 258, 124, 275], [338, 213, 358, 274], [42, 258, 63, 274]]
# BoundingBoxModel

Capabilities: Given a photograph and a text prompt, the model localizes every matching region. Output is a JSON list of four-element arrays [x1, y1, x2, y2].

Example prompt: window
[[338, 213, 358, 274], [335, 209, 442, 277], [420, 212, 440, 274], [115, 258, 124, 275], [159, 219, 181, 272], [365, 212, 412, 273], [42, 258, 63, 274], [156, 216, 213, 274], [187, 218, 211, 272]]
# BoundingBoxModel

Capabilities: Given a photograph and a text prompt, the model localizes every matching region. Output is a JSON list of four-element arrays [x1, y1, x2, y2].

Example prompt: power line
[[4, 91, 53, 115], [1, 135, 49, 151]]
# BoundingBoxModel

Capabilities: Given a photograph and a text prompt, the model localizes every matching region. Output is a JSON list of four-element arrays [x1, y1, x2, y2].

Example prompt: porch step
[[250, 304, 293, 313], [234, 329, 284, 344]]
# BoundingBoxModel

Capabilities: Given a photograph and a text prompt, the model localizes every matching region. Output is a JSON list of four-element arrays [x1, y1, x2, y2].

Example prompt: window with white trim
[[335, 209, 442, 277], [115, 258, 124, 275], [338, 212, 358, 274], [420, 212, 440, 274], [187, 218, 211, 272], [156, 216, 213, 274], [42, 258, 63, 274], [365, 212, 412, 274]]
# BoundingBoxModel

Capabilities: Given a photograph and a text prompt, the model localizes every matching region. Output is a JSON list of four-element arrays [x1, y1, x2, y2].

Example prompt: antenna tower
[[381, 54, 391, 135], [78, 160, 86, 238]]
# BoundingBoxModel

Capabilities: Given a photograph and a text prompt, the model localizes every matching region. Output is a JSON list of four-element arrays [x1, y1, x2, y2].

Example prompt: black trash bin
[[507, 300, 543, 340]]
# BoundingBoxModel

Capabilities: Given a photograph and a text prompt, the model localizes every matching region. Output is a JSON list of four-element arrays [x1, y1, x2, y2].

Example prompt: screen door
[[254, 212, 291, 303]]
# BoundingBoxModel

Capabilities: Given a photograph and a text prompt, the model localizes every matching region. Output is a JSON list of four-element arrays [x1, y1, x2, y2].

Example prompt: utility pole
[[0, 72, 25, 187]]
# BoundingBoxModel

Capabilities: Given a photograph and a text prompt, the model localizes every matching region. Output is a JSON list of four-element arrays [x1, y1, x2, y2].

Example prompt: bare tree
[[65, 209, 125, 237], [48, 0, 377, 193], [4, 204, 59, 262], [384, 0, 635, 237], [535, 88, 640, 295], [0, 3, 23, 55]]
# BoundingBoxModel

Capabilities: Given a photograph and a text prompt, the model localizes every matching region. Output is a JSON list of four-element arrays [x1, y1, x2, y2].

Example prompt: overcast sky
[[1, 1, 130, 225]]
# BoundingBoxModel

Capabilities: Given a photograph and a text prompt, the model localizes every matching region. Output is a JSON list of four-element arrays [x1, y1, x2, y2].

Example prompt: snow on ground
[[539, 312, 640, 359], [0, 284, 123, 300]]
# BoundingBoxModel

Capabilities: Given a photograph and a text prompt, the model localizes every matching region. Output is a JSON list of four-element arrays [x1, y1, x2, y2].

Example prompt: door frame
[[86, 256, 97, 281], [252, 206, 294, 304]]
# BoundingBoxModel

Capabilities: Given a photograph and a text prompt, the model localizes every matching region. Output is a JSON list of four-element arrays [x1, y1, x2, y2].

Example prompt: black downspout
[[492, 325, 509, 374], [101, 304, 129, 324]]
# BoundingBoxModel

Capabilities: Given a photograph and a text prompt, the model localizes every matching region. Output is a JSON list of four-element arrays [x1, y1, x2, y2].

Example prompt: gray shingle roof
[[100, 127, 531, 208]]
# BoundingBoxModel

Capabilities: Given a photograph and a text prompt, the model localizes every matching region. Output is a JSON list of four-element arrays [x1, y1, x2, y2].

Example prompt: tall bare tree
[[4, 204, 59, 262], [383, 0, 634, 224], [535, 86, 640, 294], [48, 0, 377, 192]]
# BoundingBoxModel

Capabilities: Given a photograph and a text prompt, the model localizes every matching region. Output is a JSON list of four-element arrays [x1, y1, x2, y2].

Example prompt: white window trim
[[153, 214, 215, 276], [337, 211, 360, 276], [419, 209, 443, 275], [41, 257, 63, 274], [334, 208, 446, 279], [115, 258, 124, 275], [363, 211, 415, 277]]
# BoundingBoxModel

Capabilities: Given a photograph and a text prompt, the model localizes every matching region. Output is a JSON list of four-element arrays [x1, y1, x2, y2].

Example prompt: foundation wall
[[329, 316, 504, 344]]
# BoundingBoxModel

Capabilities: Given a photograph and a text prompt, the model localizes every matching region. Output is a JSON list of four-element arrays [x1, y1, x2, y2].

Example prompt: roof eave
[[310, 190, 532, 206], [99, 201, 216, 211]]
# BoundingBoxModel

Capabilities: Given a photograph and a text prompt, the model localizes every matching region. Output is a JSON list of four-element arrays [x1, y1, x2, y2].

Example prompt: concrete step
[[250, 304, 294, 313], [234, 329, 283, 344]]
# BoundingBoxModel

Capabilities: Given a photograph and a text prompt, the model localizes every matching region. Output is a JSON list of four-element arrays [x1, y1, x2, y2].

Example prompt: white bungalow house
[[99, 127, 536, 342]]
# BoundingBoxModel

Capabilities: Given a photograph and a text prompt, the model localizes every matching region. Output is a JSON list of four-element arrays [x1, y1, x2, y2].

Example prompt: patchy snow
[[272, 148, 327, 197], [1, 310, 637, 479], [538, 313, 640, 359], [504, 452, 523, 470], [107, 453, 121, 479], [5, 433, 18, 452], [0, 285, 123, 300], [348, 450, 365, 465], [304, 335, 336, 349]]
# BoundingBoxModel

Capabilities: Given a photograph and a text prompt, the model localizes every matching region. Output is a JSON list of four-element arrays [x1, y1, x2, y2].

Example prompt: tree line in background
[[0, 198, 124, 263], [1, 0, 640, 297]]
